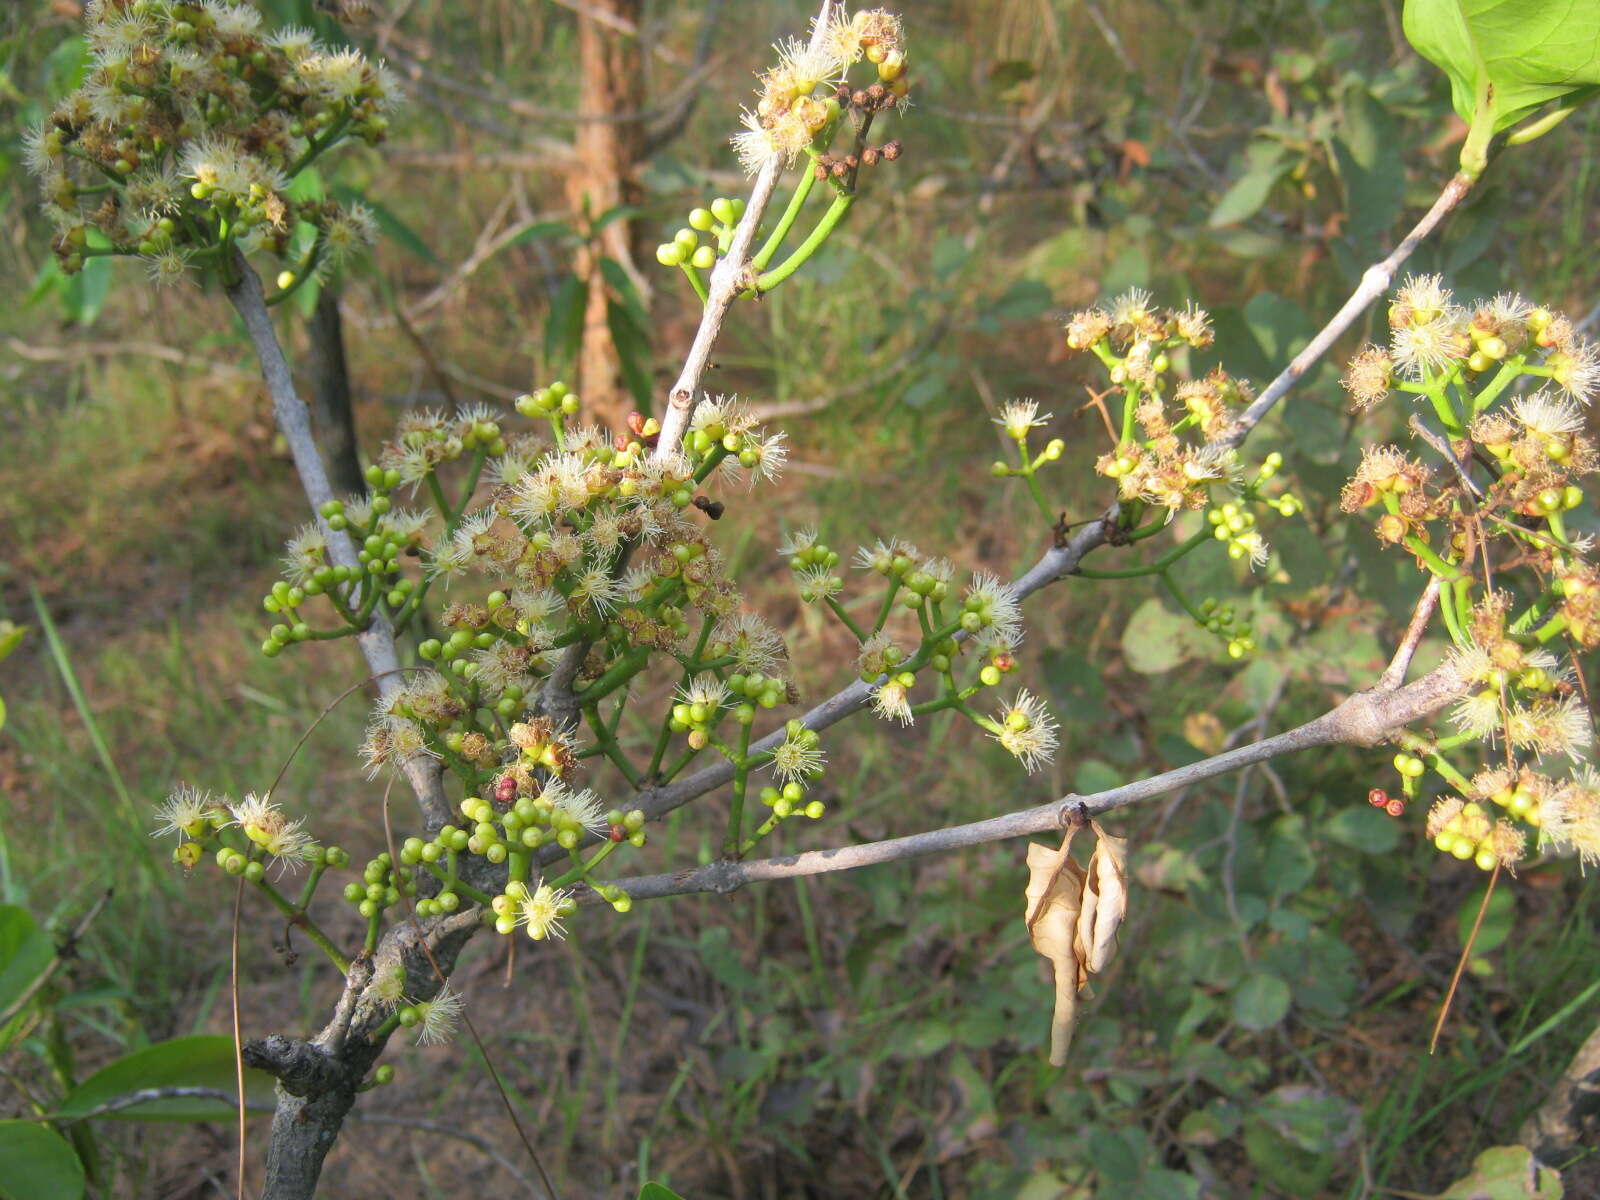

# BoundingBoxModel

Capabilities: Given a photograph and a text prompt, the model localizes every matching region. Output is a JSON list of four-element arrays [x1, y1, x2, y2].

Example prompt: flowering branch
[[1225, 172, 1476, 444], [591, 659, 1471, 902], [226, 259, 451, 832], [652, 0, 839, 460]]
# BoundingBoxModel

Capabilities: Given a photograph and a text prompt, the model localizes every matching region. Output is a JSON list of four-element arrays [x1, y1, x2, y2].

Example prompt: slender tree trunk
[[249, 911, 482, 1200], [306, 286, 367, 497], [565, 0, 647, 434]]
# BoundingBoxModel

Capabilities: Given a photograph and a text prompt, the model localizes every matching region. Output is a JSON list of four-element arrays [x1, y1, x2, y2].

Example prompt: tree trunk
[[306, 286, 367, 497], [564, 0, 647, 434], [253, 911, 480, 1199]]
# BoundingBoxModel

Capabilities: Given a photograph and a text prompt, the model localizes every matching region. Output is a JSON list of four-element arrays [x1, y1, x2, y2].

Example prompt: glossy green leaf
[[608, 297, 654, 412], [57, 1035, 274, 1121], [639, 1184, 688, 1200], [287, 165, 324, 202], [1440, 1145, 1563, 1198], [63, 255, 112, 328], [592, 204, 647, 234], [0, 1121, 85, 1200], [1404, 0, 1600, 171], [1252, 1085, 1360, 1154]]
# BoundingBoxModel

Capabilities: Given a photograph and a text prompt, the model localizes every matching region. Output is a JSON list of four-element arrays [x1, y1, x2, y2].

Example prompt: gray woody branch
[[591, 661, 1469, 902], [651, 0, 840, 460], [225, 257, 451, 832], [239, 910, 479, 1200]]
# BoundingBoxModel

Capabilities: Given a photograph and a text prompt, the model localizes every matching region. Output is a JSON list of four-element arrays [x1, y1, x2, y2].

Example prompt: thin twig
[[1379, 577, 1443, 691], [1408, 413, 1484, 500], [0, 889, 112, 1031], [231, 877, 247, 1200], [267, 668, 429, 799], [349, 1113, 548, 1195], [652, 0, 838, 459], [380, 788, 558, 1198], [1227, 173, 1475, 444], [50, 1086, 274, 1121], [1431, 864, 1500, 1053]]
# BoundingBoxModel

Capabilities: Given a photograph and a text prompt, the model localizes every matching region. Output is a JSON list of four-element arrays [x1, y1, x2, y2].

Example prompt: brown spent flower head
[[733, 7, 909, 175]]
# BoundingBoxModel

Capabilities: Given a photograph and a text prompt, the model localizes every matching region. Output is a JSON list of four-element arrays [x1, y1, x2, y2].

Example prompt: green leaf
[[63, 255, 112, 328], [599, 258, 649, 332], [1074, 760, 1124, 794], [0, 694, 7, 733], [287, 165, 324, 202], [0, 623, 27, 663], [1440, 1145, 1563, 1198], [1243, 290, 1314, 370], [330, 185, 442, 266], [1403, 0, 1600, 173], [607, 298, 654, 411], [1252, 1085, 1360, 1154], [1231, 972, 1291, 1030], [0, 906, 54, 1050], [57, 1036, 275, 1121], [1042, 648, 1106, 721], [501, 221, 579, 252], [988, 59, 1038, 96], [1208, 141, 1292, 228], [0, 1121, 85, 1200], [1122, 598, 1208, 674], [592, 204, 647, 234], [1325, 805, 1401, 854], [981, 279, 1053, 324], [42, 36, 89, 102], [1331, 86, 1406, 249], [639, 1184, 689, 1200], [1087, 1126, 1143, 1185], [543, 275, 588, 375], [1456, 883, 1516, 955]]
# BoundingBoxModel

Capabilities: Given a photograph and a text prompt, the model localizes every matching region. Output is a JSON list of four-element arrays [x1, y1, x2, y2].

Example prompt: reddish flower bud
[[1368, 788, 1388, 807], [1385, 798, 1406, 818]]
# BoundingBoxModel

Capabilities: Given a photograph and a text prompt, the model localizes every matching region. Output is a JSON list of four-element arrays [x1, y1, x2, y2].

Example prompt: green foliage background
[[0, 0, 1598, 1196]]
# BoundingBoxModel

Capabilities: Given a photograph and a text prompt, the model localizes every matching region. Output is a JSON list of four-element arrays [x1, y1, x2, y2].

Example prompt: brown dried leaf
[[1025, 830, 1087, 1066], [1083, 821, 1130, 974]]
